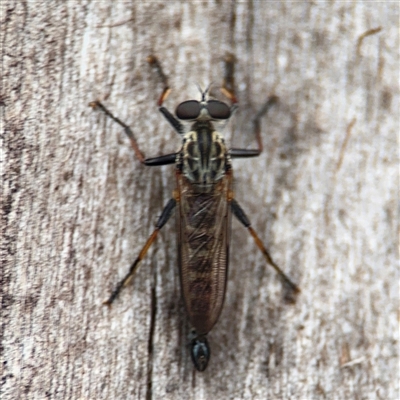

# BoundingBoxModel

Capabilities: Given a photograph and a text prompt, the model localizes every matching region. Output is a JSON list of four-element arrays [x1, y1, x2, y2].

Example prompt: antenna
[[195, 82, 214, 101]]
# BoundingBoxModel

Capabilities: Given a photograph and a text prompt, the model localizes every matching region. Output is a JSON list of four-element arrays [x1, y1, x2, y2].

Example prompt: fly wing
[[176, 173, 232, 335]]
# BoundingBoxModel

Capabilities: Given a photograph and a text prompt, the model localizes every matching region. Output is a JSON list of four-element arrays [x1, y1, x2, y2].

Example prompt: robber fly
[[89, 54, 299, 372]]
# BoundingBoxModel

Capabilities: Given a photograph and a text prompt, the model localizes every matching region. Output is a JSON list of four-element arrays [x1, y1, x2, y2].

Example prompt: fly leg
[[221, 52, 238, 105], [90, 56, 183, 165], [147, 55, 185, 135], [231, 198, 300, 298], [88, 101, 178, 166], [104, 198, 176, 306], [230, 95, 279, 159], [147, 55, 171, 107], [220, 53, 279, 159], [89, 100, 148, 164]]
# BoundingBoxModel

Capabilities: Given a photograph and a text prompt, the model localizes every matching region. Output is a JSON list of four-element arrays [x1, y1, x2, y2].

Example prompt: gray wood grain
[[2, 1, 398, 399]]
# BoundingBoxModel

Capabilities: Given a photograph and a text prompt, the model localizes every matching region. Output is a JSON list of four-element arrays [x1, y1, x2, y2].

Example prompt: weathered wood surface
[[2, 1, 398, 399]]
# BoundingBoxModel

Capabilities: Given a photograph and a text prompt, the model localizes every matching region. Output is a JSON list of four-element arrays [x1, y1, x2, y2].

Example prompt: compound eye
[[207, 100, 231, 119], [175, 100, 201, 120]]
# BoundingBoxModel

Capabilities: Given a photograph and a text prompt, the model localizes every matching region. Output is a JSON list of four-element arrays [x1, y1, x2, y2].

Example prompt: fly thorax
[[182, 126, 227, 190]]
